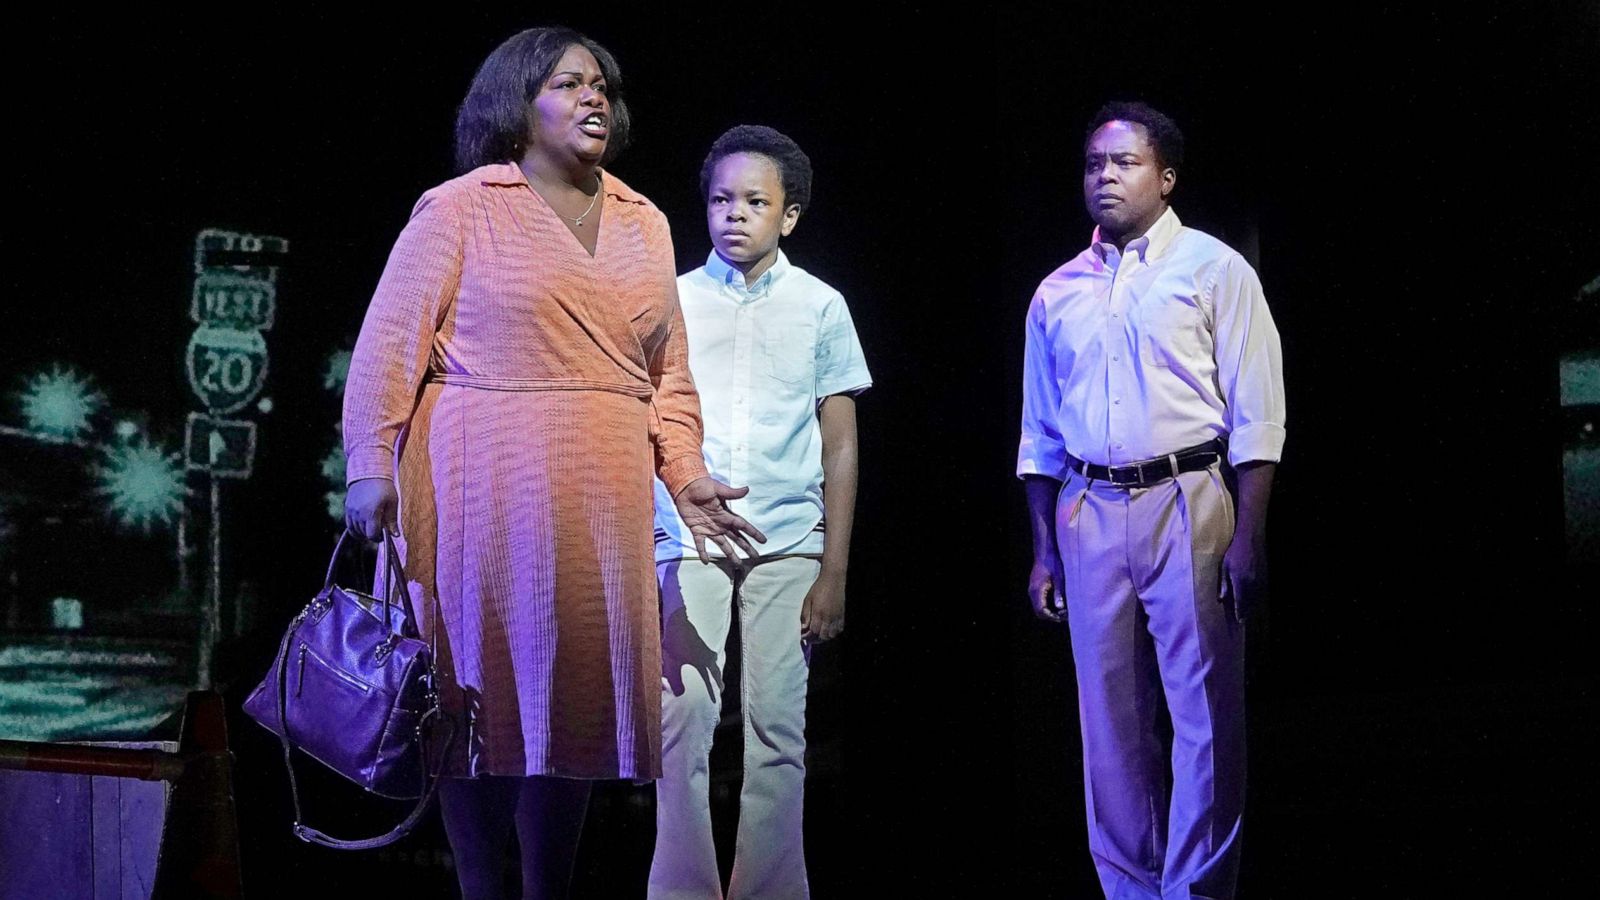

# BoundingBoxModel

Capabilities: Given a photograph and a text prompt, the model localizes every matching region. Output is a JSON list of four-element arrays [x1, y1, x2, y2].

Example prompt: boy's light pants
[[648, 555, 818, 900]]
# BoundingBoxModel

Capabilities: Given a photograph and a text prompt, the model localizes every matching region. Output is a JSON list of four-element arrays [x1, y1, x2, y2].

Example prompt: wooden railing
[[0, 691, 243, 899]]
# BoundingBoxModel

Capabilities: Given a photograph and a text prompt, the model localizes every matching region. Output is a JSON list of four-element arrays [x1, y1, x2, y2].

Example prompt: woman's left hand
[[673, 477, 767, 563]]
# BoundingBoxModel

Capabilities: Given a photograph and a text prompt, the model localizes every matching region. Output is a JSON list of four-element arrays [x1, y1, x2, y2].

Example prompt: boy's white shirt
[[653, 249, 872, 561]]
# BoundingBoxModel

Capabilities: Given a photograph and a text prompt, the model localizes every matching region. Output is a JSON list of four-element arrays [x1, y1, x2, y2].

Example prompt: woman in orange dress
[[341, 27, 763, 899]]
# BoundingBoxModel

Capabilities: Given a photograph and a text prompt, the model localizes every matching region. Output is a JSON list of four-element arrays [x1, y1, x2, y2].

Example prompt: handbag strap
[[291, 705, 456, 850], [270, 532, 458, 850], [321, 529, 424, 638], [376, 532, 440, 688]]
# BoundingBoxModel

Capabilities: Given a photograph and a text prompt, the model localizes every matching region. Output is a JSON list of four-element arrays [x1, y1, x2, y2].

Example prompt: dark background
[[4, 6, 1597, 897]]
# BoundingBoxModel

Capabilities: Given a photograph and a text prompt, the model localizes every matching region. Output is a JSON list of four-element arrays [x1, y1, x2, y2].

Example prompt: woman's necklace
[[553, 174, 598, 224], [551, 175, 602, 227], [521, 163, 603, 228]]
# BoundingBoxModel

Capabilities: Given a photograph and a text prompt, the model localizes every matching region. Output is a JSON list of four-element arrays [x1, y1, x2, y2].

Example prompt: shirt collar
[[477, 162, 648, 205], [1091, 206, 1182, 266], [704, 248, 790, 294]]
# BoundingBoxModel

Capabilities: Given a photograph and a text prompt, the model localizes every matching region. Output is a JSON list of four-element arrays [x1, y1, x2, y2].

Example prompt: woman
[[341, 27, 763, 899]]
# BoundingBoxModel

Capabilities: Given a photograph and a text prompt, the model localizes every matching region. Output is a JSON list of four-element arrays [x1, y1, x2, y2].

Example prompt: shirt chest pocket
[[763, 324, 817, 385], [1137, 299, 1207, 368]]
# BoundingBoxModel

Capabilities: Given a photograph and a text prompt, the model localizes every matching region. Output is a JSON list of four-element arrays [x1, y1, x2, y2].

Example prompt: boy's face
[[705, 152, 800, 274]]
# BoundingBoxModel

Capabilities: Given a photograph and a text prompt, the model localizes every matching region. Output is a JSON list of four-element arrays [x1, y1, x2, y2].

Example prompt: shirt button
[[1113, 398, 1121, 405], [1111, 313, 1120, 318], [1112, 355, 1120, 362], [1115, 442, 1125, 450]]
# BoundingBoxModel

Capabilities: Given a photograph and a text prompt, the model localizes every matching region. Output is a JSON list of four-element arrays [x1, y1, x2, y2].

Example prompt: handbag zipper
[[297, 643, 373, 695]]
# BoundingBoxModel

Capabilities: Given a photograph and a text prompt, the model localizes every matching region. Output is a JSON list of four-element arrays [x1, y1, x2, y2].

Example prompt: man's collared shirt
[[1018, 207, 1285, 477], [655, 250, 872, 561]]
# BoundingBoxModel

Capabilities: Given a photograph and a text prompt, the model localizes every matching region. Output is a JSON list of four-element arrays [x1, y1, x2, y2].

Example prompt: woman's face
[[527, 44, 611, 165]]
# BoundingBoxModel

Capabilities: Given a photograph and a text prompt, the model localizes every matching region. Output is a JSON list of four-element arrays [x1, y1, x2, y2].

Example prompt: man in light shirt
[[649, 125, 871, 900], [1018, 102, 1285, 900]]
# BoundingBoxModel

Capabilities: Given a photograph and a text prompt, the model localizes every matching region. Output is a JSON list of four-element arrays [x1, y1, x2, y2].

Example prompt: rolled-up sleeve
[[1209, 253, 1286, 466], [1018, 294, 1069, 480], [343, 188, 463, 484]]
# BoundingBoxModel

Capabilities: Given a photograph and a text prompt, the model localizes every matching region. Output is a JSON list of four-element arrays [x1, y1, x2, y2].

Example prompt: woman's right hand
[[671, 476, 767, 563], [344, 478, 399, 541]]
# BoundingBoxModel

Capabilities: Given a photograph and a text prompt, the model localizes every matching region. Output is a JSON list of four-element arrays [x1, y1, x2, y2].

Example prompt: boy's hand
[[801, 570, 846, 642]]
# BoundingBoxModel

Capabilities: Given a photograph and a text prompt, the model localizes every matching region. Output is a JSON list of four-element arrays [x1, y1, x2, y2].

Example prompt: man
[[1018, 101, 1285, 900]]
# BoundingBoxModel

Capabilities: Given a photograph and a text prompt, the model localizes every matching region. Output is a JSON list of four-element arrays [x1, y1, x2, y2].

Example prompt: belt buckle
[[1114, 456, 1181, 487], [1108, 465, 1140, 487]]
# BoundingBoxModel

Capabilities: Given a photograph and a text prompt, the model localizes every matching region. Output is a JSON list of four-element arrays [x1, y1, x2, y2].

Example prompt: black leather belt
[[1068, 438, 1225, 487]]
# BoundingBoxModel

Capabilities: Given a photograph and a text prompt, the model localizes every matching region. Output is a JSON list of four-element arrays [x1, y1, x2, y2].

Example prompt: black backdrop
[[6, 6, 1597, 897]]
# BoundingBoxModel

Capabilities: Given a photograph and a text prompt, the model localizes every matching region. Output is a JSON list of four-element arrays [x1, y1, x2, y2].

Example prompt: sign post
[[186, 229, 285, 688]]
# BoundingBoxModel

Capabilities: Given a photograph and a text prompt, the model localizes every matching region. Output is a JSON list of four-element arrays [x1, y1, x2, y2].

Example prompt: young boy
[[648, 125, 872, 899]]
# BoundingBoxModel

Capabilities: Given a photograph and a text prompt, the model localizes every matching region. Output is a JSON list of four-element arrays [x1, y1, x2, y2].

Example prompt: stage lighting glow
[[19, 365, 105, 438], [50, 597, 84, 630], [96, 437, 187, 531], [324, 348, 353, 393], [320, 443, 347, 522], [319, 443, 345, 484]]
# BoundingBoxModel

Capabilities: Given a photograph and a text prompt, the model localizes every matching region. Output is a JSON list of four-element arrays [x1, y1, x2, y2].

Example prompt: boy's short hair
[[699, 125, 813, 211]]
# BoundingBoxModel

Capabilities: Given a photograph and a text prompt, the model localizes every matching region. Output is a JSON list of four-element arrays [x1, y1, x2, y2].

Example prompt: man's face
[[1082, 120, 1175, 242]]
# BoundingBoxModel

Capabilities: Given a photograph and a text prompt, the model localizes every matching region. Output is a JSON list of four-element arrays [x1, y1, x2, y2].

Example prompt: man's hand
[[1029, 554, 1067, 624], [672, 477, 768, 563], [801, 570, 846, 642], [1220, 533, 1266, 623], [1220, 460, 1275, 624]]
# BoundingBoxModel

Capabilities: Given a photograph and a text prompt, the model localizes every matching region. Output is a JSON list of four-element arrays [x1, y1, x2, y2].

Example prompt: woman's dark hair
[[454, 27, 632, 173], [699, 125, 813, 212], [1084, 101, 1185, 174]]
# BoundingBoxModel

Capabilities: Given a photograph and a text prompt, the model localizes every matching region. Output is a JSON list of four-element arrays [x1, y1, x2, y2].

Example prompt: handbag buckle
[[305, 594, 333, 623]]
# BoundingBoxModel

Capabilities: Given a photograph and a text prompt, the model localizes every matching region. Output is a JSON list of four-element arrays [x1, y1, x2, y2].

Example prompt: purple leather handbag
[[244, 531, 454, 849]]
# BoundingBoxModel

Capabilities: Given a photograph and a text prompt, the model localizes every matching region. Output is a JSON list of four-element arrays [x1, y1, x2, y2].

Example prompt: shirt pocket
[[763, 324, 817, 385], [1137, 298, 1207, 368]]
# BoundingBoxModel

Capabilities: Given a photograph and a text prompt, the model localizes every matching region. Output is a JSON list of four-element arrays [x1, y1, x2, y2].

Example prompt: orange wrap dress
[[342, 162, 707, 780]]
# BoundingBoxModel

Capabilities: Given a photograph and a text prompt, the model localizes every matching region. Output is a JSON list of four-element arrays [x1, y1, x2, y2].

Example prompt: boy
[[649, 125, 872, 899]]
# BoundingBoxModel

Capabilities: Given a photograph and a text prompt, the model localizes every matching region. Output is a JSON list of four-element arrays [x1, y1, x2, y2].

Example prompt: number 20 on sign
[[187, 326, 269, 414]]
